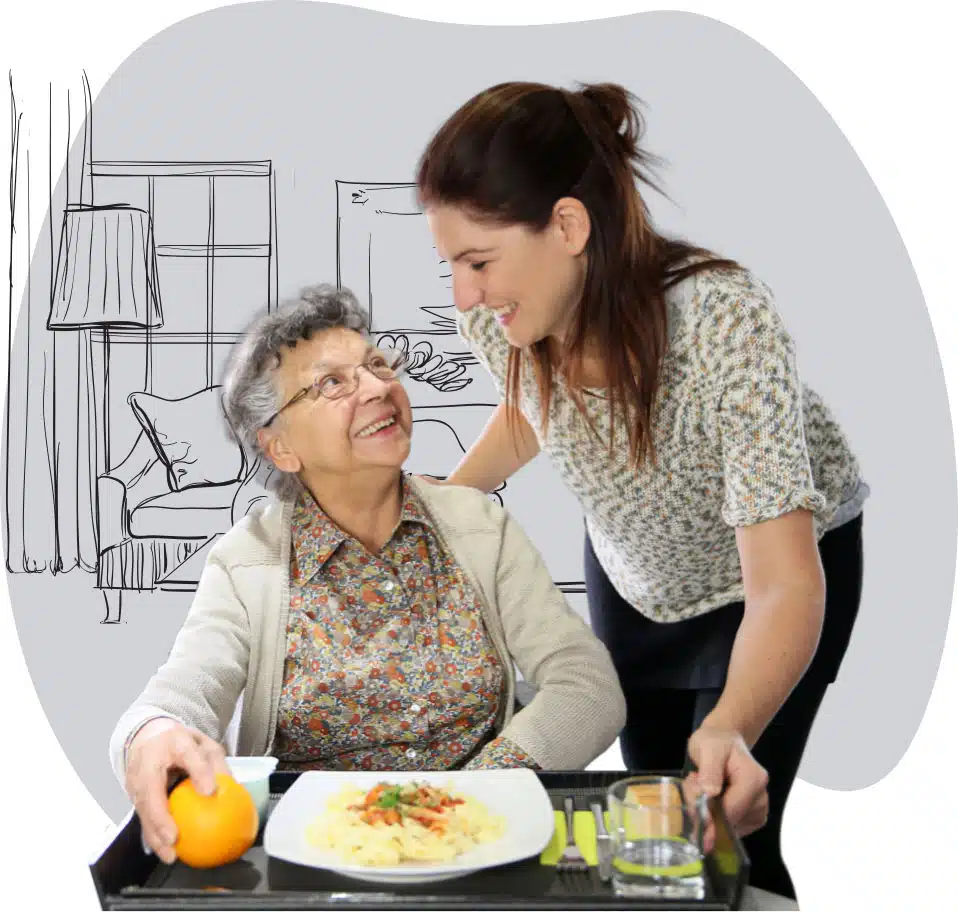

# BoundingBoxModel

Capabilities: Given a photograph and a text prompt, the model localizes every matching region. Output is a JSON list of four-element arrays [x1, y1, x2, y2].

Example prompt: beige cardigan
[[109, 477, 626, 784]]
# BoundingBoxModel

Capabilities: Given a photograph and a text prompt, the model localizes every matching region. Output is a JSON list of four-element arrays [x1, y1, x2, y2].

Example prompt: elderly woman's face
[[265, 328, 413, 479]]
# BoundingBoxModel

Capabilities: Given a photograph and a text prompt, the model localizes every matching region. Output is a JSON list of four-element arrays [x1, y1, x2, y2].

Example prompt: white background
[[1, 2, 956, 909]]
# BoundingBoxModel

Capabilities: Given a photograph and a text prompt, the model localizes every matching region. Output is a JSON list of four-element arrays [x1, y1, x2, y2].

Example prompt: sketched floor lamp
[[47, 204, 164, 565]]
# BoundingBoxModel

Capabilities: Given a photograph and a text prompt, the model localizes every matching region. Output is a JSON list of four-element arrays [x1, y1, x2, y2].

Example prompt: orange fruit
[[168, 772, 259, 868]]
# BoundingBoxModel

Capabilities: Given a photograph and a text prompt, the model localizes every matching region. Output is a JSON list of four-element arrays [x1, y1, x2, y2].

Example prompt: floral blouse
[[273, 480, 537, 771]]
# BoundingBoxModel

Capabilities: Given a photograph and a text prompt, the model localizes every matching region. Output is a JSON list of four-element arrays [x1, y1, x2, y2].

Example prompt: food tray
[[89, 770, 749, 910]]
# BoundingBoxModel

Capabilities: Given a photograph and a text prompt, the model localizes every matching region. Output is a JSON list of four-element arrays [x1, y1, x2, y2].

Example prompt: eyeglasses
[[262, 346, 410, 428]]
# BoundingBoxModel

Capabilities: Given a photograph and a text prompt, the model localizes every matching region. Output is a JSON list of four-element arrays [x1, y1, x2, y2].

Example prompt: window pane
[[213, 176, 270, 246], [212, 257, 271, 333], [154, 257, 208, 335], [152, 176, 210, 246]]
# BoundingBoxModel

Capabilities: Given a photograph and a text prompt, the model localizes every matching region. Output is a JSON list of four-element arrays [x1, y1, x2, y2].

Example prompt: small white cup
[[226, 755, 279, 824]]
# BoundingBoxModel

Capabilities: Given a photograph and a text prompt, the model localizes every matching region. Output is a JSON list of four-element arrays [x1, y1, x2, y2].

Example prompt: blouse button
[[384, 581, 395, 592], [405, 748, 417, 759], [410, 703, 421, 714]]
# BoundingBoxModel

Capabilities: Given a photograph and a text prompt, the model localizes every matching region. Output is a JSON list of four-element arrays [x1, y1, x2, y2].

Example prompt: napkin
[[539, 810, 705, 877], [540, 810, 602, 866]]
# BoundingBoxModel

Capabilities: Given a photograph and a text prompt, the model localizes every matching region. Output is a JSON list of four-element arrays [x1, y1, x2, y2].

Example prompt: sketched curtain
[[5, 74, 98, 573]]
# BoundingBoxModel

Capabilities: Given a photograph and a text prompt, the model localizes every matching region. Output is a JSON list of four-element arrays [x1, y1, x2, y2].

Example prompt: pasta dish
[[305, 780, 507, 865]]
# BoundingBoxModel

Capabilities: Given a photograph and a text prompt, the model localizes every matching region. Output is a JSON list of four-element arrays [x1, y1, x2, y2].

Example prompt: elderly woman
[[110, 283, 626, 863]]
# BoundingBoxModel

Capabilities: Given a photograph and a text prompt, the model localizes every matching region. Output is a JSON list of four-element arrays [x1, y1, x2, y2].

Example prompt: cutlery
[[555, 796, 588, 874], [590, 800, 612, 883]]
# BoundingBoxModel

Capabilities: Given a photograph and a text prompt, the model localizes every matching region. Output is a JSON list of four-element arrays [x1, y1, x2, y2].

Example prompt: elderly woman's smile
[[355, 413, 400, 439]]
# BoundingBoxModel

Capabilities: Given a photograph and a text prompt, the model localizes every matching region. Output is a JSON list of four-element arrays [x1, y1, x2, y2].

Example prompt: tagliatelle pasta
[[305, 780, 507, 866]]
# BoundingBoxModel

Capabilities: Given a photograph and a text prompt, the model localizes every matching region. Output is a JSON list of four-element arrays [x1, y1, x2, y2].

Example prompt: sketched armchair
[[95, 385, 265, 623]]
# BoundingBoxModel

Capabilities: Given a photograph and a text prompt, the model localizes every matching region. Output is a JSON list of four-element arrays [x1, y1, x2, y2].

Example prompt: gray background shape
[[4, 2, 954, 824]]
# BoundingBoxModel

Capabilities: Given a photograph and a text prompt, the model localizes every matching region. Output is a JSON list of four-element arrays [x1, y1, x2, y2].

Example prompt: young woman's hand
[[686, 726, 770, 839], [124, 718, 231, 863]]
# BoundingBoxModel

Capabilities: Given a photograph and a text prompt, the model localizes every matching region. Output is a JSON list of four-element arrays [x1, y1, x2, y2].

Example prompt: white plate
[[263, 768, 555, 884]]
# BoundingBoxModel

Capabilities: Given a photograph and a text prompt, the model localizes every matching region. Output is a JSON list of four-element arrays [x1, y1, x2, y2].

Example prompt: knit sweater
[[458, 265, 870, 622], [108, 475, 626, 784]]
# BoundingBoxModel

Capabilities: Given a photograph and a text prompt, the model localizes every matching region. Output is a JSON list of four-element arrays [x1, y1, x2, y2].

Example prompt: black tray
[[90, 770, 749, 910]]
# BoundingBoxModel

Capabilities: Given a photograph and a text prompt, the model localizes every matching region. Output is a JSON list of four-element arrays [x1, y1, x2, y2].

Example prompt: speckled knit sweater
[[458, 266, 869, 622]]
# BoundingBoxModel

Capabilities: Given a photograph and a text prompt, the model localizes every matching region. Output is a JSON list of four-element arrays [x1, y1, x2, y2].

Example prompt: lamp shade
[[48, 205, 164, 330]]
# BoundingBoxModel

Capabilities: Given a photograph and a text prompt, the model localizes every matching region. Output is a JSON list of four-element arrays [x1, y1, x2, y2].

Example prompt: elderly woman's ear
[[257, 426, 302, 475]]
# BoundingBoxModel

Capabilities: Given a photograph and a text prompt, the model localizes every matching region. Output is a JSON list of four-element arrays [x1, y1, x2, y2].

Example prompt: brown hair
[[416, 81, 740, 468]]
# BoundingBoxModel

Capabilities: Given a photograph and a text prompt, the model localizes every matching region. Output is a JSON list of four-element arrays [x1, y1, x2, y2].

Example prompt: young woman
[[415, 81, 867, 899]]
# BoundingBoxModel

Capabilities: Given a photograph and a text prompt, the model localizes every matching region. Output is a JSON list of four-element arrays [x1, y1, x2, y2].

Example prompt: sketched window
[[211, 177, 271, 333], [151, 176, 210, 335]]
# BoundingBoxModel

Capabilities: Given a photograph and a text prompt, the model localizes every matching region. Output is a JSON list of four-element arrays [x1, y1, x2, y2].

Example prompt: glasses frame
[[262, 346, 411, 428]]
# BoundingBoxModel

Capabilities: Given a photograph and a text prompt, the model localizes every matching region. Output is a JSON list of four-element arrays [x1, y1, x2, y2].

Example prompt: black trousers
[[584, 513, 863, 900]]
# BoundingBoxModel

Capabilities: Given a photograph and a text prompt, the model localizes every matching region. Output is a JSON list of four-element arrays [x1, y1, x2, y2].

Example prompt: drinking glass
[[606, 775, 709, 899]]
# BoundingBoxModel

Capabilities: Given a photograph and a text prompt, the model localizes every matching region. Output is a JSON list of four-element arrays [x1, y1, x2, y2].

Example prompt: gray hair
[[221, 283, 370, 500]]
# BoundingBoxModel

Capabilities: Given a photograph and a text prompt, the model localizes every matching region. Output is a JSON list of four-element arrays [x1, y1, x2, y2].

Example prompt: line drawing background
[[3, 3, 953, 824]]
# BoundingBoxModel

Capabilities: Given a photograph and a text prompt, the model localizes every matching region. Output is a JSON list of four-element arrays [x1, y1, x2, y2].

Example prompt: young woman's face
[[425, 203, 589, 348]]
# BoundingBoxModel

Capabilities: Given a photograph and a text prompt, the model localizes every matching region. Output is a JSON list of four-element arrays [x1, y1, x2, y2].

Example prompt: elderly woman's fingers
[[169, 728, 221, 797], [127, 740, 183, 864], [194, 732, 232, 778], [126, 723, 227, 864], [134, 755, 180, 864]]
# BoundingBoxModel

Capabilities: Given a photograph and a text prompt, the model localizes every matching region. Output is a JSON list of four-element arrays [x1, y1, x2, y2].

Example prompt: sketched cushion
[[128, 386, 245, 492]]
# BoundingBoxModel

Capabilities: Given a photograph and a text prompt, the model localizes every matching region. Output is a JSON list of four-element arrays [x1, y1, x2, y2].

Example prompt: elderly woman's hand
[[686, 726, 770, 842], [125, 718, 231, 863]]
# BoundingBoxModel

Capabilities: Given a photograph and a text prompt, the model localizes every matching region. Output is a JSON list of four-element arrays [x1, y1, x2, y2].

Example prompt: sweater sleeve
[[462, 735, 541, 770], [107, 553, 252, 788], [700, 275, 827, 528], [491, 509, 626, 770], [457, 305, 510, 396]]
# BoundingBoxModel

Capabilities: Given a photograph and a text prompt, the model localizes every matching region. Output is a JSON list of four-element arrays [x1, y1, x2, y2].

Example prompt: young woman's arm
[[703, 508, 826, 746], [687, 509, 822, 835], [443, 402, 541, 492], [688, 276, 830, 828]]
